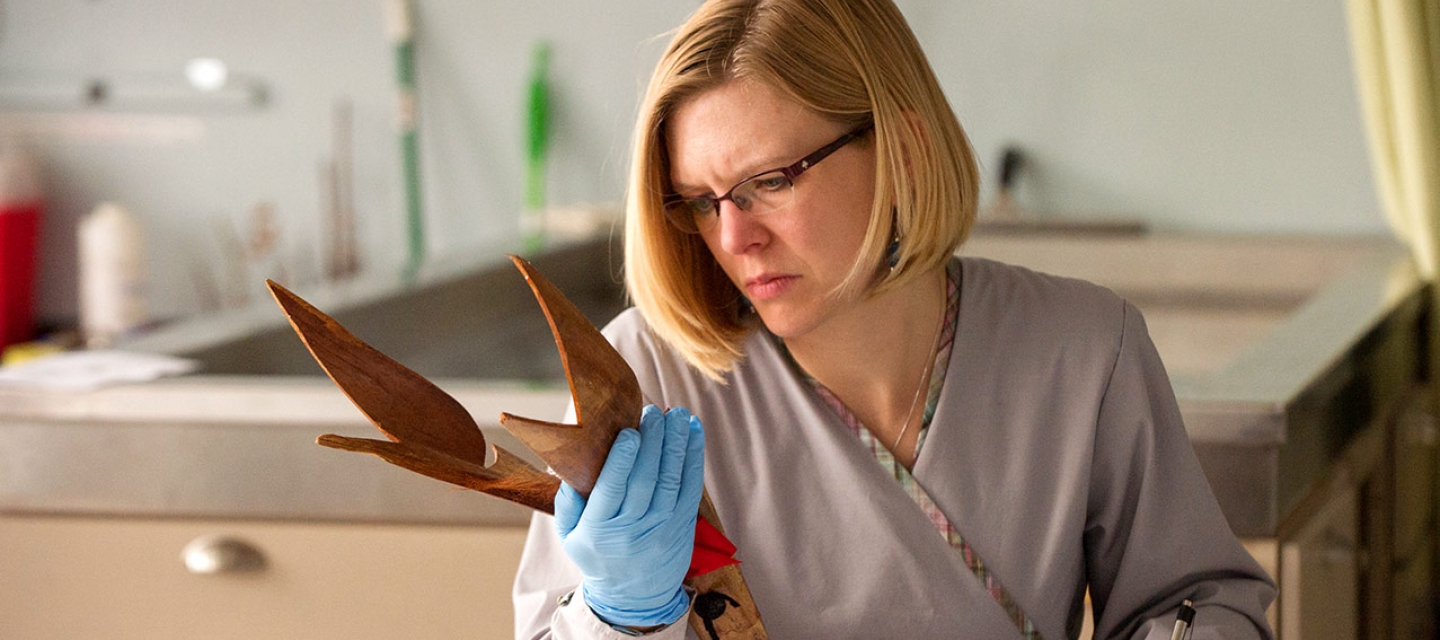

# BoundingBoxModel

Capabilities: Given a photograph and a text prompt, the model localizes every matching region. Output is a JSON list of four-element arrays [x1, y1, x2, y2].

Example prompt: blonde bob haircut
[[625, 0, 979, 381]]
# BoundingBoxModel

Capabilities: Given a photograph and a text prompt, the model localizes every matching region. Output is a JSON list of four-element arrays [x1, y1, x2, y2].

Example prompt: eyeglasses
[[662, 123, 873, 234]]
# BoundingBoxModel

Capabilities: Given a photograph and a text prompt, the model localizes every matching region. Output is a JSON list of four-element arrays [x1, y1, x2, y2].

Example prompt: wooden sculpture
[[267, 256, 766, 639]]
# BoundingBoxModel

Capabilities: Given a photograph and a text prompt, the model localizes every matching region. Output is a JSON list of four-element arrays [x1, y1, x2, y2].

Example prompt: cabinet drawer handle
[[182, 535, 267, 575]]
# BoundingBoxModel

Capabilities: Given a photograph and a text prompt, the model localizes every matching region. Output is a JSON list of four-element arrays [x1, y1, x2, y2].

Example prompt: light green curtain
[[1346, 0, 1440, 277]]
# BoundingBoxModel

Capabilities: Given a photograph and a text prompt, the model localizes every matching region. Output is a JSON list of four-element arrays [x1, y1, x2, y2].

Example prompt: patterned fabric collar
[[769, 257, 1043, 640]]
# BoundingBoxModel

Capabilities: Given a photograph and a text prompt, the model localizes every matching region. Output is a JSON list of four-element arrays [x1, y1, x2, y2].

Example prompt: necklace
[[892, 273, 947, 454]]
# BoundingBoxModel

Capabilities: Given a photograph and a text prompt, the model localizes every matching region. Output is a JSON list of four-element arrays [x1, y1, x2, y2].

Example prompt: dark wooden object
[[266, 256, 767, 639], [268, 279, 559, 512], [497, 255, 641, 497]]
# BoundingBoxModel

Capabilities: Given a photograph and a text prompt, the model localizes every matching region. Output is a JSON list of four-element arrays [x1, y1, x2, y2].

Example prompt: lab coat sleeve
[[1085, 303, 1276, 640], [513, 511, 694, 640]]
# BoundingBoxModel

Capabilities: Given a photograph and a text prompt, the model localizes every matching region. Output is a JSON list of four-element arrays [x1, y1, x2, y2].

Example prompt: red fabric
[[0, 203, 41, 351], [687, 517, 740, 579]]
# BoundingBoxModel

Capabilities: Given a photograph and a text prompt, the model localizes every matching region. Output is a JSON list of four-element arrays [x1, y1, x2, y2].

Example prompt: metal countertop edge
[[1173, 245, 1425, 444]]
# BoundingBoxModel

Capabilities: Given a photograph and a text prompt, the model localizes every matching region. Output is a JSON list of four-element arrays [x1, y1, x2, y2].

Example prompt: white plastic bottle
[[78, 202, 147, 348]]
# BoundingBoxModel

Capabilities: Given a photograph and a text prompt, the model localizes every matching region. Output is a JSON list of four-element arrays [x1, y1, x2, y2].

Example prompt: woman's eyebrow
[[667, 178, 708, 195], [670, 153, 796, 194]]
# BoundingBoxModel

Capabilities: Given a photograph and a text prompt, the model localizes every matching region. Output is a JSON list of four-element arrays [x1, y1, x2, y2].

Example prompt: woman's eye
[[754, 176, 789, 192], [688, 198, 717, 215]]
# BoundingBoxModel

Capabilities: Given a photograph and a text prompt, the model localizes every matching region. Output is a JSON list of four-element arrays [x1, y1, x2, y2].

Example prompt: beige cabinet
[[0, 515, 528, 640]]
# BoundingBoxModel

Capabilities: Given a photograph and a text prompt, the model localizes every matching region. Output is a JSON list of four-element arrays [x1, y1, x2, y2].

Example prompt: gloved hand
[[553, 404, 706, 627]]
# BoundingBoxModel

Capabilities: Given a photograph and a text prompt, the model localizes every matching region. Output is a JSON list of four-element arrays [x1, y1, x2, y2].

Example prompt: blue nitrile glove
[[553, 404, 706, 627]]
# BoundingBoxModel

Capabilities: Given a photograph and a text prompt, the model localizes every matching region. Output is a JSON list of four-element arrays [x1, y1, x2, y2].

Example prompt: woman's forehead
[[666, 80, 843, 189]]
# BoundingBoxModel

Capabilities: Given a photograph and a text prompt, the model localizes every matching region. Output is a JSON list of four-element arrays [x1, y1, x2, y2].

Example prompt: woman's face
[[666, 79, 879, 340]]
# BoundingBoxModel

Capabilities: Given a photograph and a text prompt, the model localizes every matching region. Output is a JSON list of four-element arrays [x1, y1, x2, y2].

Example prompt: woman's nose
[[712, 199, 769, 255]]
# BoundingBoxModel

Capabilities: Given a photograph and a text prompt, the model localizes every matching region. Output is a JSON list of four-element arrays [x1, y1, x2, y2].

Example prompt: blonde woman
[[514, 1, 1275, 638]]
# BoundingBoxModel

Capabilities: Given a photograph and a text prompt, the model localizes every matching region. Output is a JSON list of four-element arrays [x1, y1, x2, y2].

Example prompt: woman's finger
[[552, 482, 585, 538], [676, 413, 706, 515], [618, 404, 665, 520], [649, 407, 693, 514], [581, 427, 640, 523]]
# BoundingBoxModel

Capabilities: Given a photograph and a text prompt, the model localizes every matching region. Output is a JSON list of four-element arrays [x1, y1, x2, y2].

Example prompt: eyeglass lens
[[669, 171, 795, 233]]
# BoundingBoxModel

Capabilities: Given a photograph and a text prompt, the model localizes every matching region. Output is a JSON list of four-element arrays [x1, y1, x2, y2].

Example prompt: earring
[[887, 233, 901, 270]]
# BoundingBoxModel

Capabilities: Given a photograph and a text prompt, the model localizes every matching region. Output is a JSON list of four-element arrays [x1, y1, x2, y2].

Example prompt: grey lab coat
[[514, 257, 1276, 639]]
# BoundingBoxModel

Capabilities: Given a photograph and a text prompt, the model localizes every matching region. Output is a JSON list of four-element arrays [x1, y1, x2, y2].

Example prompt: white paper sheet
[[0, 350, 198, 391]]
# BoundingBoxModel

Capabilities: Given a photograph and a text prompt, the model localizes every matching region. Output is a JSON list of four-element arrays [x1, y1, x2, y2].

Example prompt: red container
[[0, 201, 40, 352]]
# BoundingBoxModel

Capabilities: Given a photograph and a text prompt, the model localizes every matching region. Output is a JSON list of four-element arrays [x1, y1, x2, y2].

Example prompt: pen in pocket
[[1170, 599, 1196, 640]]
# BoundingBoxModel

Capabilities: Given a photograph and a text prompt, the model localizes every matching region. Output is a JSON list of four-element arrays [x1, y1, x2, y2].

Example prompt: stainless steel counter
[[0, 234, 1427, 536]]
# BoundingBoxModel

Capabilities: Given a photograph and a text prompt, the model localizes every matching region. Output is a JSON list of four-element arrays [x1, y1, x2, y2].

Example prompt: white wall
[[903, 0, 1381, 234], [0, 0, 1387, 324]]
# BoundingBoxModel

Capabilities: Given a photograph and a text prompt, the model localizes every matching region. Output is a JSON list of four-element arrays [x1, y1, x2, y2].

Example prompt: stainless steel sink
[[130, 239, 629, 382]]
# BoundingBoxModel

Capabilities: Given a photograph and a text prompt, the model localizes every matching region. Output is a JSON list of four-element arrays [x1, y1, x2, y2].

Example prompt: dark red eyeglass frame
[[662, 122, 875, 215]]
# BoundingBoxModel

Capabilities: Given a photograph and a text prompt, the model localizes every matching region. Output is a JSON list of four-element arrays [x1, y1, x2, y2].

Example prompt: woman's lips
[[745, 275, 798, 301]]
